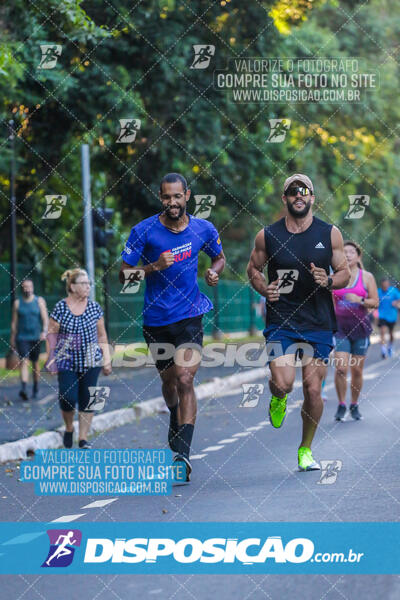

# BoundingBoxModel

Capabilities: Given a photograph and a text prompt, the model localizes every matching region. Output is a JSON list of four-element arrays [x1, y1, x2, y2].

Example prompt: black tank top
[[264, 216, 337, 332]]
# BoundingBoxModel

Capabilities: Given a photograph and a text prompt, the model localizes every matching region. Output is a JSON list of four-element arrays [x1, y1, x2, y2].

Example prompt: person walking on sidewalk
[[333, 241, 378, 422], [10, 279, 49, 400], [247, 174, 350, 471], [119, 173, 225, 482], [46, 268, 112, 449], [377, 277, 400, 358]]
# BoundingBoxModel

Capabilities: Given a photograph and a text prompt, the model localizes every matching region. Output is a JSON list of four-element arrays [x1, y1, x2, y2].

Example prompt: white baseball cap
[[283, 173, 314, 194]]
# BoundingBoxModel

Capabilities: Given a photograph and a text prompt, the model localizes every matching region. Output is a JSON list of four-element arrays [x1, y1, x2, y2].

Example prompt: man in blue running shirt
[[377, 277, 400, 358], [119, 173, 225, 481]]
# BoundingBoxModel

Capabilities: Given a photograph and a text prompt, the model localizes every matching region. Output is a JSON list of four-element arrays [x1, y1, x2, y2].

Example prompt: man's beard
[[287, 198, 312, 218], [164, 205, 185, 220], [22, 291, 32, 298]]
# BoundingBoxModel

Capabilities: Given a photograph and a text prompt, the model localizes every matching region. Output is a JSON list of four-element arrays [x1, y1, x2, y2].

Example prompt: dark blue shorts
[[16, 339, 41, 362], [335, 336, 369, 356], [263, 326, 334, 364], [57, 368, 101, 412]]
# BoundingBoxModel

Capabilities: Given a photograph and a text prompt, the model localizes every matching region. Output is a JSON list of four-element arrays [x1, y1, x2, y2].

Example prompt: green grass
[[0, 368, 20, 380], [33, 428, 47, 436], [0, 357, 48, 382]]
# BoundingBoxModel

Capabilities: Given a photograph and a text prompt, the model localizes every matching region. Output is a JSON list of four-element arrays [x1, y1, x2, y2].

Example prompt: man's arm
[[10, 299, 19, 348], [205, 250, 226, 286], [391, 289, 400, 309], [329, 226, 351, 289], [247, 229, 280, 301], [38, 297, 49, 340], [310, 226, 350, 289]]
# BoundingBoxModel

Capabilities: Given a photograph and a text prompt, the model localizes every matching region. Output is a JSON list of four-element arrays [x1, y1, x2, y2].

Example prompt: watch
[[326, 276, 333, 290]]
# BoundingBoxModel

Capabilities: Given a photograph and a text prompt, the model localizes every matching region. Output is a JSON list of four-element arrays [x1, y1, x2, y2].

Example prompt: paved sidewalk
[[0, 358, 253, 445]]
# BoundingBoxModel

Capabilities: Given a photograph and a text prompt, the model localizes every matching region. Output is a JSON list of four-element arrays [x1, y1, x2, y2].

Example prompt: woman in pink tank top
[[332, 241, 378, 422]]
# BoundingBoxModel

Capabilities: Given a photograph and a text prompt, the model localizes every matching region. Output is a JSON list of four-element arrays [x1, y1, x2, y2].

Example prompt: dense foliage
[[1, 0, 399, 293]]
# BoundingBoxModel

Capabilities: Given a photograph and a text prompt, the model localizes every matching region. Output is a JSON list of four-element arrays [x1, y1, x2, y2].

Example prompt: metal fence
[[0, 264, 265, 357]]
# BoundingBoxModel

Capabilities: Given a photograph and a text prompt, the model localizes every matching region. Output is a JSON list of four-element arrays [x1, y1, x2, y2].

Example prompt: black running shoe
[[79, 440, 92, 449], [19, 389, 28, 401], [349, 404, 362, 420], [334, 404, 346, 421], [172, 454, 192, 483], [63, 431, 73, 448]]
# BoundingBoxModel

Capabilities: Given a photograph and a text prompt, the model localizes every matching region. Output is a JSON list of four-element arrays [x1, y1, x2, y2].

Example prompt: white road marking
[[232, 432, 251, 438], [37, 393, 56, 405], [50, 514, 86, 522], [81, 499, 118, 509], [191, 454, 207, 460], [212, 387, 243, 398], [363, 372, 379, 381], [201, 446, 224, 452], [217, 438, 238, 444]]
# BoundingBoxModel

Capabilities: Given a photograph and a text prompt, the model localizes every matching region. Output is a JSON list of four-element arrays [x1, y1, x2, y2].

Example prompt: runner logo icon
[[267, 119, 291, 143], [42, 529, 82, 568], [42, 195, 67, 219], [190, 45, 215, 69], [87, 386, 110, 411], [345, 195, 370, 219], [121, 269, 145, 294], [277, 269, 299, 294], [317, 460, 343, 485], [239, 383, 264, 408], [38, 45, 62, 69], [193, 195, 216, 219], [116, 119, 141, 143]]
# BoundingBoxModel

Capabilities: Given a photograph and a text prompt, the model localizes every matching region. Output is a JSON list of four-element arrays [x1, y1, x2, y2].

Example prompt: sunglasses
[[285, 186, 312, 197]]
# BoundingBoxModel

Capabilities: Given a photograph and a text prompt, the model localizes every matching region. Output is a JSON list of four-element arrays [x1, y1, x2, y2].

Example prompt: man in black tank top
[[247, 174, 350, 471]]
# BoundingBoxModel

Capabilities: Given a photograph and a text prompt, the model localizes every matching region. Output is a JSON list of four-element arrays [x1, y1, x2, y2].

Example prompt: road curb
[[0, 367, 266, 464]]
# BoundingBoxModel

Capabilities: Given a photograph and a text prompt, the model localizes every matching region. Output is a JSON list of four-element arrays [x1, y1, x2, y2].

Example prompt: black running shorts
[[378, 319, 396, 331], [142, 315, 203, 372]]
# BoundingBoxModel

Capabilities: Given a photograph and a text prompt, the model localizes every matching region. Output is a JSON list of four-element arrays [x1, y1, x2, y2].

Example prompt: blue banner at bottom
[[0, 522, 398, 574]]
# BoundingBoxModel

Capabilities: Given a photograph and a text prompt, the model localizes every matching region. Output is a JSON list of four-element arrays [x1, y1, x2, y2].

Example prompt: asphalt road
[[0, 341, 399, 597], [0, 349, 246, 444]]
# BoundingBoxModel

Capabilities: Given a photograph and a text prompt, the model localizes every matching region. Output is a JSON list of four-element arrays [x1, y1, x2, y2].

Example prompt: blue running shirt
[[121, 214, 223, 326], [378, 286, 400, 323]]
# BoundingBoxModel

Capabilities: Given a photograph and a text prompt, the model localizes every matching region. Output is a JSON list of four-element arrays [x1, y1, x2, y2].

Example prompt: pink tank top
[[333, 269, 368, 301], [333, 270, 371, 340]]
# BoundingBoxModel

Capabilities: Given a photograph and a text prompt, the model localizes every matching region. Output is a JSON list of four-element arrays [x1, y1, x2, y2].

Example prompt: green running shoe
[[269, 394, 287, 428], [298, 447, 320, 471]]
